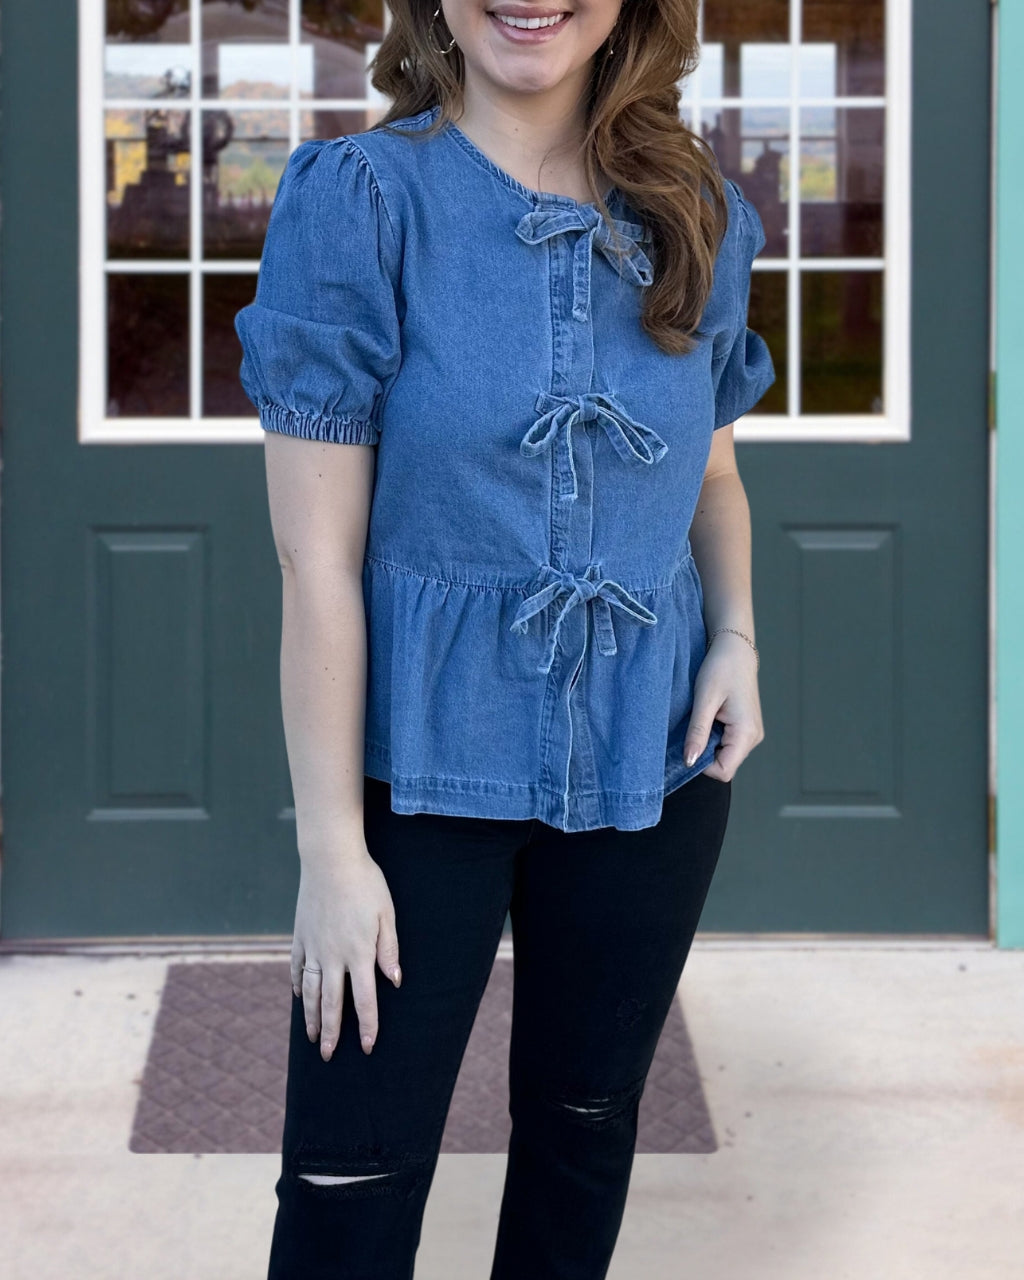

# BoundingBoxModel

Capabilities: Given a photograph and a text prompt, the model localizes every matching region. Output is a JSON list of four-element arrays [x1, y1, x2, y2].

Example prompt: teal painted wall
[[996, 0, 1024, 947]]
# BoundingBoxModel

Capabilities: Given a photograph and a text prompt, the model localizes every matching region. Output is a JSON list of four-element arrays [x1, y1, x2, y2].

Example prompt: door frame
[[995, 0, 1024, 948]]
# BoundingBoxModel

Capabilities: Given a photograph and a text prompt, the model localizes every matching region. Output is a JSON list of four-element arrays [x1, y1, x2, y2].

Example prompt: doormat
[[128, 959, 716, 1155]]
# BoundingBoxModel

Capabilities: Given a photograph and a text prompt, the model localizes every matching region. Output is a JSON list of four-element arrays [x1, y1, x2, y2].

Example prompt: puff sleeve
[[234, 136, 402, 446], [711, 178, 776, 430]]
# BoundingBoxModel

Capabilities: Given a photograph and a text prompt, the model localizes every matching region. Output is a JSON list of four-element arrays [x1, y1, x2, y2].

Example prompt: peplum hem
[[363, 735, 723, 833], [361, 553, 725, 832]]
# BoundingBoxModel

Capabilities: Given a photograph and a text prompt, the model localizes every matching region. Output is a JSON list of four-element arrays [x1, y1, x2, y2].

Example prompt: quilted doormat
[[129, 959, 717, 1155]]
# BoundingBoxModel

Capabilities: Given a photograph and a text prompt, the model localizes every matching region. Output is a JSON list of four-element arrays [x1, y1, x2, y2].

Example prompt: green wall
[[996, 0, 1024, 947]]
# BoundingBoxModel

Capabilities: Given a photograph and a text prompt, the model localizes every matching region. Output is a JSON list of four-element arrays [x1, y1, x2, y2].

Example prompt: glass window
[[693, 0, 905, 439], [84, 0, 386, 441], [81, 0, 907, 442]]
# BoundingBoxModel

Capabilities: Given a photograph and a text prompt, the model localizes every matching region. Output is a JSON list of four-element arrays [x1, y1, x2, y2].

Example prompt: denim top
[[235, 103, 776, 832]]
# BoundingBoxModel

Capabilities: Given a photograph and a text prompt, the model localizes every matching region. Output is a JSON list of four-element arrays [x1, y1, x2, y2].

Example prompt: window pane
[[705, 105, 790, 257], [108, 274, 190, 416], [105, 0, 192, 98], [751, 268, 788, 416], [301, 0, 385, 100], [801, 270, 883, 414], [301, 107, 371, 141], [202, 0, 290, 98], [204, 274, 257, 416], [203, 109, 289, 259], [800, 107, 884, 257], [702, 1, 791, 98], [107, 109, 190, 259], [802, 0, 885, 96]]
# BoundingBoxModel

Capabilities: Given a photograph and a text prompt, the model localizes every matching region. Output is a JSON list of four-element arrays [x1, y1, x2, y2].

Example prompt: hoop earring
[[607, 3, 624, 57], [428, 3, 457, 55]]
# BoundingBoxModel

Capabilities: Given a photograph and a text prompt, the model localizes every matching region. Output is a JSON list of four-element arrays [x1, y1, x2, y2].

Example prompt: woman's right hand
[[290, 844, 403, 1062]]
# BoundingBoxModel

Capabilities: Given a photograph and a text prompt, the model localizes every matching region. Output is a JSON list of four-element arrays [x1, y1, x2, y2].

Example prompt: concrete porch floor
[[1, 939, 1021, 1279]]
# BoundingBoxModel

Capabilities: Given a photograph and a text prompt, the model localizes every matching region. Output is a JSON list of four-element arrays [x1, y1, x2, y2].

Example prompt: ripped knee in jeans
[[544, 1075, 647, 1129], [289, 1142, 432, 1198]]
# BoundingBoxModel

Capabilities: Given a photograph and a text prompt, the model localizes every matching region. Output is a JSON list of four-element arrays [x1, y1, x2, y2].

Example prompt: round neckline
[[431, 104, 618, 210]]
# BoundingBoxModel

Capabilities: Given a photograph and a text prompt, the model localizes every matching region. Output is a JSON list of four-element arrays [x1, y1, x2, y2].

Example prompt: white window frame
[[78, 0, 911, 445], [687, 0, 912, 442]]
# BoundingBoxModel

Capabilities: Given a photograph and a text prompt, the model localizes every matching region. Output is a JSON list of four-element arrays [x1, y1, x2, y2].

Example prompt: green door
[[694, 0, 991, 933], [0, 0, 990, 938]]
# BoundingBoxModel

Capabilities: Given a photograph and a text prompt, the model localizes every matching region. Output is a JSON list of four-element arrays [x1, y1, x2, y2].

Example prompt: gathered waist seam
[[363, 550, 694, 595]]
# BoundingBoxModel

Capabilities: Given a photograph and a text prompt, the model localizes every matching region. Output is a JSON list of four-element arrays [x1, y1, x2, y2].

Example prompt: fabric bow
[[510, 564, 658, 675], [515, 204, 654, 322], [520, 390, 668, 502]]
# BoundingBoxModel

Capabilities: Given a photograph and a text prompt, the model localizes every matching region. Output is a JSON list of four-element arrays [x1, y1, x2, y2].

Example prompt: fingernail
[[307, 1024, 317, 1041], [685, 749, 698, 767], [391, 966, 402, 987], [361, 1034, 374, 1054]]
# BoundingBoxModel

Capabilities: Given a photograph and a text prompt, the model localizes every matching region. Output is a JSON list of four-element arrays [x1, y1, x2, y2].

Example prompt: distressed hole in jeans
[[549, 1077, 646, 1127], [558, 1098, 629, 1122], [298, 1172, 393, 1186]]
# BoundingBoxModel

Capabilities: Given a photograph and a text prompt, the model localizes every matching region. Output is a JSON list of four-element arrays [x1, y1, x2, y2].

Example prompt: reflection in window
[[706, 106, 788, 256], [301, 0, 385, 99], [700, 0, 791, 99], [219, 43, 295, 99], [750, 269, 788, 417], [801, 271, 883, 414], [203, 109, 290, 258], [697, 0, 885, 98], [99, 0, 383, 425], [89, 0, 899, 434], [106, 109, 190, 259], [108, 273, 190, 416], [803, 0, 885, 96], [201, 1, 289, 98], [798, 43, 837, 98], [800, 107, 884, 257], [698, 0, 890, 421], [204, 274, 259, 415], [301, 108, 367, 141], [105, 0, 191, 97]]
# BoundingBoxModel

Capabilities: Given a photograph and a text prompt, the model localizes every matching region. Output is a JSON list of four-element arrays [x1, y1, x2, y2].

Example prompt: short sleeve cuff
[[258, 401, 381, 445], [712, 328, 777, 429]]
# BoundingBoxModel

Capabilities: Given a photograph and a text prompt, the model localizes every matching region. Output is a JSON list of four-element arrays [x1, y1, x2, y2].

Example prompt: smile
[[494, 10, 568, 26], [487, 9, 573, 41]]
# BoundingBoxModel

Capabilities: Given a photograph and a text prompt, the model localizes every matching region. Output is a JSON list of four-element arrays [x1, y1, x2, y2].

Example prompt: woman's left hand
[[682, 631, 764, 782]]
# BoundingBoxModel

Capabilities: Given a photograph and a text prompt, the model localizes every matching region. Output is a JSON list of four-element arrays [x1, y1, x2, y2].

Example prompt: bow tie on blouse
[[514, 204, 655, 324], [521, 390, 668, 503], [511, 201, 662, 674], [510, 565, 658, 676]]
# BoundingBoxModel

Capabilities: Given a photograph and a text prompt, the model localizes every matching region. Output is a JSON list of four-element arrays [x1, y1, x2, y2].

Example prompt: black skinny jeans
[[267, 769, 732, 1280]]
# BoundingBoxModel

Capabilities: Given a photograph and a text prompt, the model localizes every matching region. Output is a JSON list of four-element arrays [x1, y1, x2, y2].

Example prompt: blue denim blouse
[[235, 103, 776, 832]]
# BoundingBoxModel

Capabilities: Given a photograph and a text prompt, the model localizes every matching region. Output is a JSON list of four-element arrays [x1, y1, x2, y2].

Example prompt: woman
[[235, 0, 775, 1274]]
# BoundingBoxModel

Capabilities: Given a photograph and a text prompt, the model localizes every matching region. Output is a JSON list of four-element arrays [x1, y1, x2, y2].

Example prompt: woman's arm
[[683, 423, 765, 780], [265, 430, 376, 860], [264, 430, 402, 1064]]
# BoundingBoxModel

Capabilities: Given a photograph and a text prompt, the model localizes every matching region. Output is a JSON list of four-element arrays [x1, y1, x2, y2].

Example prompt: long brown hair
[[367, 0, 728, 356]]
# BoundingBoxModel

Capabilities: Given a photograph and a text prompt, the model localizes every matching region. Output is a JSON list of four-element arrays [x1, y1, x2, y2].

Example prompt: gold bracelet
[[706, 626, 760, 671]]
